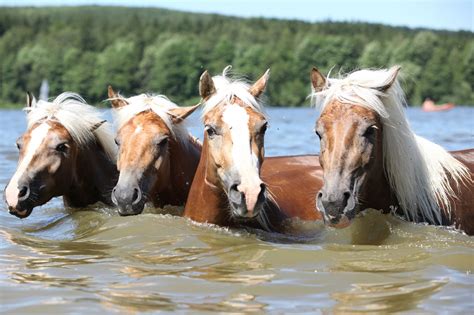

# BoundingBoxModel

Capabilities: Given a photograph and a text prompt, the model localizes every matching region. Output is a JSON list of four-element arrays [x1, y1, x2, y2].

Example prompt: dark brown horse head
[[199, 66, 270, 220], [109, 86, 199, 216], [4, 92, 114, 218], [311, 66, 401, 227]]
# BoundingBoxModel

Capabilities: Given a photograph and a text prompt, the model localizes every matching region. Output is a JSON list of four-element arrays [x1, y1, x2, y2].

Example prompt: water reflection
[[188, 293, 267, 313], [4, 231, 112, 260], [332, 278, 448, 312], [12, 272, 92, 289], [1, 206, 473, 312], [119, 228, 276, 285], [100, 289, 176, 312], [331, 249, 431, 273]]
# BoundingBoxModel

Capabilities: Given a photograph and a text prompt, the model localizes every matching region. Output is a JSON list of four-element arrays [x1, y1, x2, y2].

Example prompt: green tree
[[417, 47, 452, 103], [93, 39, 140, 99], [139, 36, 207, 103], [359, 41, 388, 67], [62, 49, 97, 101]]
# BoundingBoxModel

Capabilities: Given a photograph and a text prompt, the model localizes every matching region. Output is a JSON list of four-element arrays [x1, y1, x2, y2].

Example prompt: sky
[[1, 0, 472, 32]]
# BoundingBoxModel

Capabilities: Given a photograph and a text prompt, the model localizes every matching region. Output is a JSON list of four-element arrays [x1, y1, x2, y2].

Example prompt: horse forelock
[[25, 92, 116, 161], [201, 70, 266, 120], [312, 68, 470, 224], [112, 93, 191, 148]]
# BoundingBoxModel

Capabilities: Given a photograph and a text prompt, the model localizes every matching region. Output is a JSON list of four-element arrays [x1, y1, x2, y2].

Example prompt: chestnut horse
[[184, 67, 322, 232], [310, 66, 474, 234], [4, 92, 118, 218], [108, 87, 201, 215]]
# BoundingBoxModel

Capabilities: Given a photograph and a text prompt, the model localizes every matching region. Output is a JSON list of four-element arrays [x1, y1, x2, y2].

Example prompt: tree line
[[0, 6, 473, 107]]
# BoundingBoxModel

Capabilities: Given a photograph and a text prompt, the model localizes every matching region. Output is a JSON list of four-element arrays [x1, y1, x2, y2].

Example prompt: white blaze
[[134, 126, 142, 134], [222, 105, 262, 211], [5, 123, 50, 208]]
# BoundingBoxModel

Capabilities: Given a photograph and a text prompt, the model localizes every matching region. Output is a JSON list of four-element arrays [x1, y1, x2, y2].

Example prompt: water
[[1, 107, 473, 313]]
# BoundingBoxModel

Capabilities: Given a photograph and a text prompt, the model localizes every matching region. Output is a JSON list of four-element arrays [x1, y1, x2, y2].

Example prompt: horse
[[184, 66, 323, 233], [310, 66, 474, 235], [4, 92, 118, 218], [108, 86, 201, 216]]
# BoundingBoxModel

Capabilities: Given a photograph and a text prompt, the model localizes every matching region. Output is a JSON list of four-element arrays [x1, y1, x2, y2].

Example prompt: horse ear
[[108, 85, 128, 108], [90, 120, 107, 133], [26, 91, 37, 107], [249, 69, 270, 98], [311, 67, 327, 92], [376, 66, 401, 92], [169, 104, 200, 124], [199, 70, 216, 100]]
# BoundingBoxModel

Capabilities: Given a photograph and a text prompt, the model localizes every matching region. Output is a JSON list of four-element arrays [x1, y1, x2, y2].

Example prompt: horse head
[[198, 66, 270, 220], [4, 92, 114, 218], [109, 86, 199, 215], [311, 66, 400, 227]]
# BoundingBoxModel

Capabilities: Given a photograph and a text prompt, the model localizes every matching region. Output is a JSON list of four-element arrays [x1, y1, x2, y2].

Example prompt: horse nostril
[[343, 191, 351, 206], [132, 188, 141, 205], [257, 183, 266, 201], [229, 183, 243, 204], [18, 186, 29, 200]]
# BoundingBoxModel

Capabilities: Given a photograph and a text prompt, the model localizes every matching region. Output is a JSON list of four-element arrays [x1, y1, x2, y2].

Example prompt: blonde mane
[[312, 68, 470, 224], [111, 93, 192, 146], [201, 66, 266, 119], [25, 92, 116, 160]]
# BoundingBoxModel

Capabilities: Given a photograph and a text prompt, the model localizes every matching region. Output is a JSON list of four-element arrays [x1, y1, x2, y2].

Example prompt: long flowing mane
[[201, 66, 266, 118], [111, 93, 194, 146], [312, 68, 470, 224], [25, 92, 116, 160]]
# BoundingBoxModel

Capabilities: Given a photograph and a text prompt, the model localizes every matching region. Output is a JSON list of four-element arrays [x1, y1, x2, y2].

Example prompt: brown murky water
[[1, 108, 473, 313]]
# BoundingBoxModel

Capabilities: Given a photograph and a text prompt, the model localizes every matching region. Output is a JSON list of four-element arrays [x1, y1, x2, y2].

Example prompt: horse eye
[[206, 125, 217, 138], [55, 143, 68, 153], [363, 125, 377, 139], [158, 137, 169, 146], [15, 137, 23, 150], [260, 122, 268, 134]]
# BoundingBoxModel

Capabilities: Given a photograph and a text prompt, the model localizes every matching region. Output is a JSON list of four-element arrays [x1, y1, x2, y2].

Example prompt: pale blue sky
[[1, 0, 472, 31]]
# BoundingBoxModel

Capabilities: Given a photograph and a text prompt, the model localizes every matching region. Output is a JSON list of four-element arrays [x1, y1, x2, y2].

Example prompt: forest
[[0, 6, 473, 107]]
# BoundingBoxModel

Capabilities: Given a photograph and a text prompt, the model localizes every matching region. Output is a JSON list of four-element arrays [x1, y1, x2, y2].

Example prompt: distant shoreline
[[1, 6, 472, 107]]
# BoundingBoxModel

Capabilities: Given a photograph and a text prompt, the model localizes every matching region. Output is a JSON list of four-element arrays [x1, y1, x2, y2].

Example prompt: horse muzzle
[[228, 181, 266, 220], [4, 183, 35, 218], [8, 206, 33, 219], [112, 185, 145, 216], [317, 189, 357, 228]]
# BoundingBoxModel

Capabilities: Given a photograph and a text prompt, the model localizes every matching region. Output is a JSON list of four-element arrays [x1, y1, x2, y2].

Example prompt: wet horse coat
[[311, 66, 474, 234], [4, 92, 118, 218]]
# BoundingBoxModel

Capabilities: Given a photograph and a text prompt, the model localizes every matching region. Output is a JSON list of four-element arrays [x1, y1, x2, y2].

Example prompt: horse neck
[[183, 138, 233, 226], [64, 142, 117, 207], [152, 135, 202, 207]]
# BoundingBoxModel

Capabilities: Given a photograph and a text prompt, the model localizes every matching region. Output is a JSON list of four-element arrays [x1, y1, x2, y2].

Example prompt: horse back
[[261, 155, 323, 221], [449, 149, 474, 234]]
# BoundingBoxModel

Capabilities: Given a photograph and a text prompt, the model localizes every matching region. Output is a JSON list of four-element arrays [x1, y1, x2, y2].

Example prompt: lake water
[[1, 107, 473, 313]]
